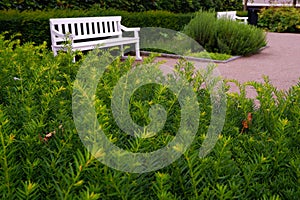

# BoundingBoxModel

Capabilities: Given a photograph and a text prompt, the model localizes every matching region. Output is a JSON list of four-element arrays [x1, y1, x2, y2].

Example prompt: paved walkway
[[154, 32, 300, 97]]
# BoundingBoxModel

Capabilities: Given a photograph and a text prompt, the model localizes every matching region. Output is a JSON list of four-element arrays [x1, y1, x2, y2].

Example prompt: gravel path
[[153, 32, 300, 97]]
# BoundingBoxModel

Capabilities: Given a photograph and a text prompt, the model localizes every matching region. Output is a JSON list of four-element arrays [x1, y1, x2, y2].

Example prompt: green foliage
[[0, 0, 243, 13], [0, 9, 193, 47], [183, 11, 267, 56], [237, 10, 248, 17], [258, 7, 300, 33], [0, 33, 299, 199], [185, 51, 232, 61], [0, 32, 84, 199], [217, 0, 243, 11], [0, 0, 96, 11]]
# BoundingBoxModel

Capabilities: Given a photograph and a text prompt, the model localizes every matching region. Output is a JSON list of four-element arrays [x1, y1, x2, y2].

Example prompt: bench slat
[[79, 23, 83, 36], [71, 23, 76, 35], [65, 24, 69, 33], [104, 21, 108, 34], [89, 22, 93, 34]]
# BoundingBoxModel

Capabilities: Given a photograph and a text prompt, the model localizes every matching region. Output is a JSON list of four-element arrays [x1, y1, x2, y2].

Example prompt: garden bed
[[140, 45, 268, 63]]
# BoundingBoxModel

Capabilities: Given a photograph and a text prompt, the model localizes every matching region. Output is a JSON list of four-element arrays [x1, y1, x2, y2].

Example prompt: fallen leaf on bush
[[39, 130, 56, 142], [242, 120, 248, 129], [38, 124, 63, 143], [241, 113, 253, 133], [38, 124, 64, 143]]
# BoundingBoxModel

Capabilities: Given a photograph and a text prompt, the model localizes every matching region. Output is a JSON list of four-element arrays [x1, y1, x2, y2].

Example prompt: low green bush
[[0, 33, 299, 199], [0, 9, 193, 48], [258, 7, 300, 33], [183, 11, 267, 56]]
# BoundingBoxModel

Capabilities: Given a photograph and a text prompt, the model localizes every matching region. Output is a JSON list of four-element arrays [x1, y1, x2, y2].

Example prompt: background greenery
[[258, 7, 300, 33], [0, 33, 299, 199], [0, 0, 243, 13]]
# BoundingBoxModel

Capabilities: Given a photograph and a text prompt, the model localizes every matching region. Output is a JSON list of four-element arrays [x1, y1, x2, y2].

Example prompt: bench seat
[[53, 37, 139, 52]]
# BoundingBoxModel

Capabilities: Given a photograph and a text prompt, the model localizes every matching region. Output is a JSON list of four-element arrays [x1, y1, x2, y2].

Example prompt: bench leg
[[120, 45, 124, 57], [52, 47, 58, 57], [135, 42, 142, 61], [120, 45, 127, 60]]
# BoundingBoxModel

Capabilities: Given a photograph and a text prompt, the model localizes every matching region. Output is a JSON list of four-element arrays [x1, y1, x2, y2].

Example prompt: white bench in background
[[217, 11, 248, 24], [50, 16, 142, 61]]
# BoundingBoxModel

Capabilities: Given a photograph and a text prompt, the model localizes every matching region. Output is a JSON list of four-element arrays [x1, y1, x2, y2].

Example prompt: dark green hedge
[[0, 9, 194, 48], [0, 0, 243, 13]]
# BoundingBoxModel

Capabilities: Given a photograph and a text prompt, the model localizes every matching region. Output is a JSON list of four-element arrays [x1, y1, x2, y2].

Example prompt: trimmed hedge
[[0, 9, 194, 47], [0, 0, 243, 13]]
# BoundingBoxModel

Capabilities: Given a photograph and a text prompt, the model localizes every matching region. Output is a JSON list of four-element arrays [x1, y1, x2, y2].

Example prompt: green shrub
[[215, 18, 267, 55], [0, 9, 193, 48], [182, 11, 217, 52], [258, 7, 300, 33], [237, 10, 248, 17], [183, 11, 267, 56], [0, 33, 299, 199]]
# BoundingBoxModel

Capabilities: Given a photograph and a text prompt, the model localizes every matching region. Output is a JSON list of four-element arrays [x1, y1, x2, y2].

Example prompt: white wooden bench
[[217, 11, 248, 24], [50, 16, 142, 61]]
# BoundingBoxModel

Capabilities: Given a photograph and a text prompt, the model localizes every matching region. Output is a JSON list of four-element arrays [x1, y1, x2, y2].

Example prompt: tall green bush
[[258, 7, 300, 33], [183, 11, 267, 55]]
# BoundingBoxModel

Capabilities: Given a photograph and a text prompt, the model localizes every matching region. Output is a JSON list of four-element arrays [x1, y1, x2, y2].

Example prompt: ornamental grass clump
[[183, 10, 267, 56]]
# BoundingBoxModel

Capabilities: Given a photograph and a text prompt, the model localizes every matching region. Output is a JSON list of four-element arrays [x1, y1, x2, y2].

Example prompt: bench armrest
[[120, 25, 140, 38], [51, 29, 75, 40], [120, 25, 140, 32], [235, 16, 248, 24]]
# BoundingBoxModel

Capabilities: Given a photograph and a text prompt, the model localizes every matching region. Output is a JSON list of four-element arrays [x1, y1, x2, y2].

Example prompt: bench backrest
[[50, 16, 123, 43], [217, 11, 237, 20]]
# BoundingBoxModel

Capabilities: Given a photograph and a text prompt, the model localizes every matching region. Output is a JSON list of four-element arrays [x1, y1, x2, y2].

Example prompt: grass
[[141, 49, 232, 61], [184, 51, 232, 61]]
